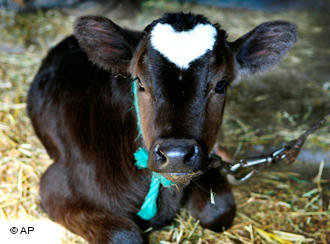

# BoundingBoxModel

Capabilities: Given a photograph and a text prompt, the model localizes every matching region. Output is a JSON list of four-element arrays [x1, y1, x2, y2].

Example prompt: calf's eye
[[215, 80, 228, 94], [137, 78, 145, 91]]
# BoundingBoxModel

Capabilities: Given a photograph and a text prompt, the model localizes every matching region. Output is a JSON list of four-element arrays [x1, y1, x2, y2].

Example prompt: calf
[[27, 12, 296, 243]]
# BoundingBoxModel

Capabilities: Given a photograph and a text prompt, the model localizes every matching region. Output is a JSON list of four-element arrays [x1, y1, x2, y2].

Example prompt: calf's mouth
[[161, 170, 204, 184]]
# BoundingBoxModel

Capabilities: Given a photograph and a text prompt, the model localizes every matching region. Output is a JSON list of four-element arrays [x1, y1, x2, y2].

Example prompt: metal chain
[[209, 113, 329, 185]]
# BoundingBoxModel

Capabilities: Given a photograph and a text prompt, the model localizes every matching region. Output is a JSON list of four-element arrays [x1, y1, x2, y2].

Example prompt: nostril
[[154, 144, 167, 164], [184, 145, 199, 162]]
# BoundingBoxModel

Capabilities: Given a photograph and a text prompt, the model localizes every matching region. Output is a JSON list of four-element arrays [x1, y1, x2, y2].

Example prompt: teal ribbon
[[132, 80, 174, 220], [134, 148, 173, 220], [132, 80, 143, 138]]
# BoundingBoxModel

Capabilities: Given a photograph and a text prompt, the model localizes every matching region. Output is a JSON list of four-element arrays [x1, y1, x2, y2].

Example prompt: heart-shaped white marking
[[150, 23, 217, 69]]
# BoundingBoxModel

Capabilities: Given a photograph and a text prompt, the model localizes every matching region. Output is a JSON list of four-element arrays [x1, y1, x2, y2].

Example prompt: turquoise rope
[[132, 80, 174, 220], [132, 81, 143, 138]]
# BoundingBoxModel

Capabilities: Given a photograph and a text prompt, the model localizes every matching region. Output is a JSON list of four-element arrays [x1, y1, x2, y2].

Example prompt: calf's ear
[[74, 16, 141, 73], [230, 21, 297, 76]]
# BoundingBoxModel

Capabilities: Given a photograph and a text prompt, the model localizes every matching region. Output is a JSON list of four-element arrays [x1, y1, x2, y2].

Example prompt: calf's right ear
[[74, 16, 141, 73]]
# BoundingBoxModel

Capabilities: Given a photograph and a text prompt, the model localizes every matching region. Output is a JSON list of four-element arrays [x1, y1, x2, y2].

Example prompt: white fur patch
[[150, 23, 217, 69]]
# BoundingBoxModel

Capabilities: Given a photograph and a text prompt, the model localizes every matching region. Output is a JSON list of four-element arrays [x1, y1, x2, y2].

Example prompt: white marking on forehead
[[150, 23, 217, 69]]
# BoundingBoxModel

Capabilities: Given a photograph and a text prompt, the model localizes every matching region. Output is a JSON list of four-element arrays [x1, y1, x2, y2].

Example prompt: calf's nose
[[149, 139, 202, 173]]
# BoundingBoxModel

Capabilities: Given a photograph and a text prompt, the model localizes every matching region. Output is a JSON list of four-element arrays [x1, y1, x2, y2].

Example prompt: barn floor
[[0, 1, 329, 243]]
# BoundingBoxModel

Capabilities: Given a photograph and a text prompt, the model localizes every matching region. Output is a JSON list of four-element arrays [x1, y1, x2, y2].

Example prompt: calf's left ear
[[74, 16, 141, 73], [230, 21, 297, 76]]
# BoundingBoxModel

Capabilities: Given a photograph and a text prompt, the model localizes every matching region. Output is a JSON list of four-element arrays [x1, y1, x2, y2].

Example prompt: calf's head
[[74, 13, 296, 183]]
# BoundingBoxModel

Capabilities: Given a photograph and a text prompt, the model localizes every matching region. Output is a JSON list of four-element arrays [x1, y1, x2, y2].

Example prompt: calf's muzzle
[[148, 139, 204, 175]]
